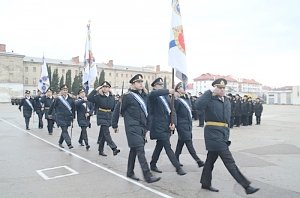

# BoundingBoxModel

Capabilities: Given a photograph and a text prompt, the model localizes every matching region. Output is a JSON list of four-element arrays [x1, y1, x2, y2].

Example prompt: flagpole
[[170, 68, 175, 134]]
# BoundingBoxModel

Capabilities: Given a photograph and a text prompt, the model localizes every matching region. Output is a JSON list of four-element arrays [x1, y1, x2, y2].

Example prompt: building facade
[[0, 44, 172, 102], [266, 86, 300, 105], [189, 73, 262, 97]]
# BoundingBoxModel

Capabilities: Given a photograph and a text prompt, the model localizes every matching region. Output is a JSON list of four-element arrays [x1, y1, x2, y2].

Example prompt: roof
[[24, 56, 81, 66], [193, 73, 238, 82]]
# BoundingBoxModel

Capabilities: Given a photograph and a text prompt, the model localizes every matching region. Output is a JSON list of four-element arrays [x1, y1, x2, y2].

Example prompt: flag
[[38, 57, 50, 94], [168, 0, 188, 83], [83, 22, 97, 93]]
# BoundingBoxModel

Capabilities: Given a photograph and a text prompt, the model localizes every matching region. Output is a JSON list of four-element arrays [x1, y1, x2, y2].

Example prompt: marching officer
[[195, 78, 259, 195], [174, 82, 205, 167], [19, 90, 35, 130], [112, 74, 161, 183], [75, 89, 94, 150], [34, 90, 45, 129], [41, 88, 55, 135], [88, 81, 120, 156], [148, 77, 186, 176], [48, 84, 75, 149]]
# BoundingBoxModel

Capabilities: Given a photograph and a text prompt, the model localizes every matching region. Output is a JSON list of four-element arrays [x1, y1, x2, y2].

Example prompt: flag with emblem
[[38, 57, 50, 94], [82, 21, 97, 93], [168, 0, 188, 83]]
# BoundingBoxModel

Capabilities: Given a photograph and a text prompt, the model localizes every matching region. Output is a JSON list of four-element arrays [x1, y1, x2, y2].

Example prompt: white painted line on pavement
[[36, 165, 79, 180], [0, 118, 173, 198]]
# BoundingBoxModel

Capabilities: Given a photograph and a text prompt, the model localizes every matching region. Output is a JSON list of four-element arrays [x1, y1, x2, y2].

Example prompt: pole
[[170, 68, 175, 134]]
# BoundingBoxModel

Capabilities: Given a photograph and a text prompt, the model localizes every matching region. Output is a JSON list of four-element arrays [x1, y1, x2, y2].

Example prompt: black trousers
[[248, 115, 253, 125], [235, 116, 241, 127], [58, 126, 72, 146], [127, 146, 151, 179], [79, 126, 89, 146], [200, 150, 250, 188], [150, 139, 181, 169], [98, 125, 117, 152], [25, 117, 30, 129], [230, 116, 235, 128], [175, 139, 201, 163], [241, 115, 248, 126], [47, 119, 54, 134], [37, 111, 44, 128], [256, 116, 261, 124]]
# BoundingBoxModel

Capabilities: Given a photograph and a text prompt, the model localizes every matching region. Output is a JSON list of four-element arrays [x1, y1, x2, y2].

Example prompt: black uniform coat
[[41, 96, 55, 119], [19, 97, 35, 118], [195, 90, 231, 151], [75, 98, 94, 127], [48, 95, 75, 127], [112, 89, 148, 148], [34, 96, 44, 114], [254, 102, 263, 116], [174, 95, 193, 141], [148, 89, 177, 141], [87, 90, 115, 126]]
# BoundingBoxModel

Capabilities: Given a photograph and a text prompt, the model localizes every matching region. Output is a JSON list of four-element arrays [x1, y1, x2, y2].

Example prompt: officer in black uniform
[[254, 98, 263, 125], [48, 84, 75, 149], [174, 82, 205, 167], [75, 89, 94, 150], [19, 90, 35, 130], [197, 92, 205, 127], [88, 81, 120, 156], [34, 90, 45, 129], [148, 77, 186, 176], [195, 78, 259, 195], [112, 74, 160, 183], [41, 88, 55, 135]]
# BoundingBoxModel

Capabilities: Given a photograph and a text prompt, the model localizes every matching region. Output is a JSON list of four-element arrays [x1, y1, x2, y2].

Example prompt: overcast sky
[[1, 0, 300, 87]]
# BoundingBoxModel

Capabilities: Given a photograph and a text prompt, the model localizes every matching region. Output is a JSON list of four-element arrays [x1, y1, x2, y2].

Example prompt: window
[[33, 90, 36, 95], [62, 69, 65, 74], [109, 73, 111, 76], [116, 73, 118, 77], [33, 78, 36, 85], [25, 67, 28, 72], [25, 77, 28, 85], [121, 74, 123, 77], [33, 67, 36, 72], [75, 70, 78, 75], [126, 74, 128, 78]]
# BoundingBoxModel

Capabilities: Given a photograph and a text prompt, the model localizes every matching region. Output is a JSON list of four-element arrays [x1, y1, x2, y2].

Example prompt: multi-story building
[[188, 73, 262, 97], [0, 44, 172, 102]]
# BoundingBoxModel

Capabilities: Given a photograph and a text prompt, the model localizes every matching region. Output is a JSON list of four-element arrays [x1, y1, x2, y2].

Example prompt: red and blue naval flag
[[83, 21, 97, 93], [168, 0, 188, 84]]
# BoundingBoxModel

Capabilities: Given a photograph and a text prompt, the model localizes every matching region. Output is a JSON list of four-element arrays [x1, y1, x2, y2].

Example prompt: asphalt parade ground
[[1, 103, 300, 198]]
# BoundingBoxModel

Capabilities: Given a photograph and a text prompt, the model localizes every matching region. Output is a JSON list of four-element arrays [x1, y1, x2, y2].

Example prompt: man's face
[[214, 86, 225, 97], [61, 88, 68, 95], [25, 93, 30, 97], [133, 80, 144, 90], [177, 87, 185, 94], [46, 91, 52, 97], [79, 92, 86, 98], [154, 83, 164, 90], [101, 86, 110, 93]]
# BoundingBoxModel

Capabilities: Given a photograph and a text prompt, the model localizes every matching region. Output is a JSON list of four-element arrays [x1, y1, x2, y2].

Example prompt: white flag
[[168, 0, 188, 82], [83, 22, 97, 92], [38, 57, 50, 94]]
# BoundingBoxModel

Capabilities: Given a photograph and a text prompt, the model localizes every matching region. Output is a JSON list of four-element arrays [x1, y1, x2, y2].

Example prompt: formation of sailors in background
[[18, 75, 261, 194]]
